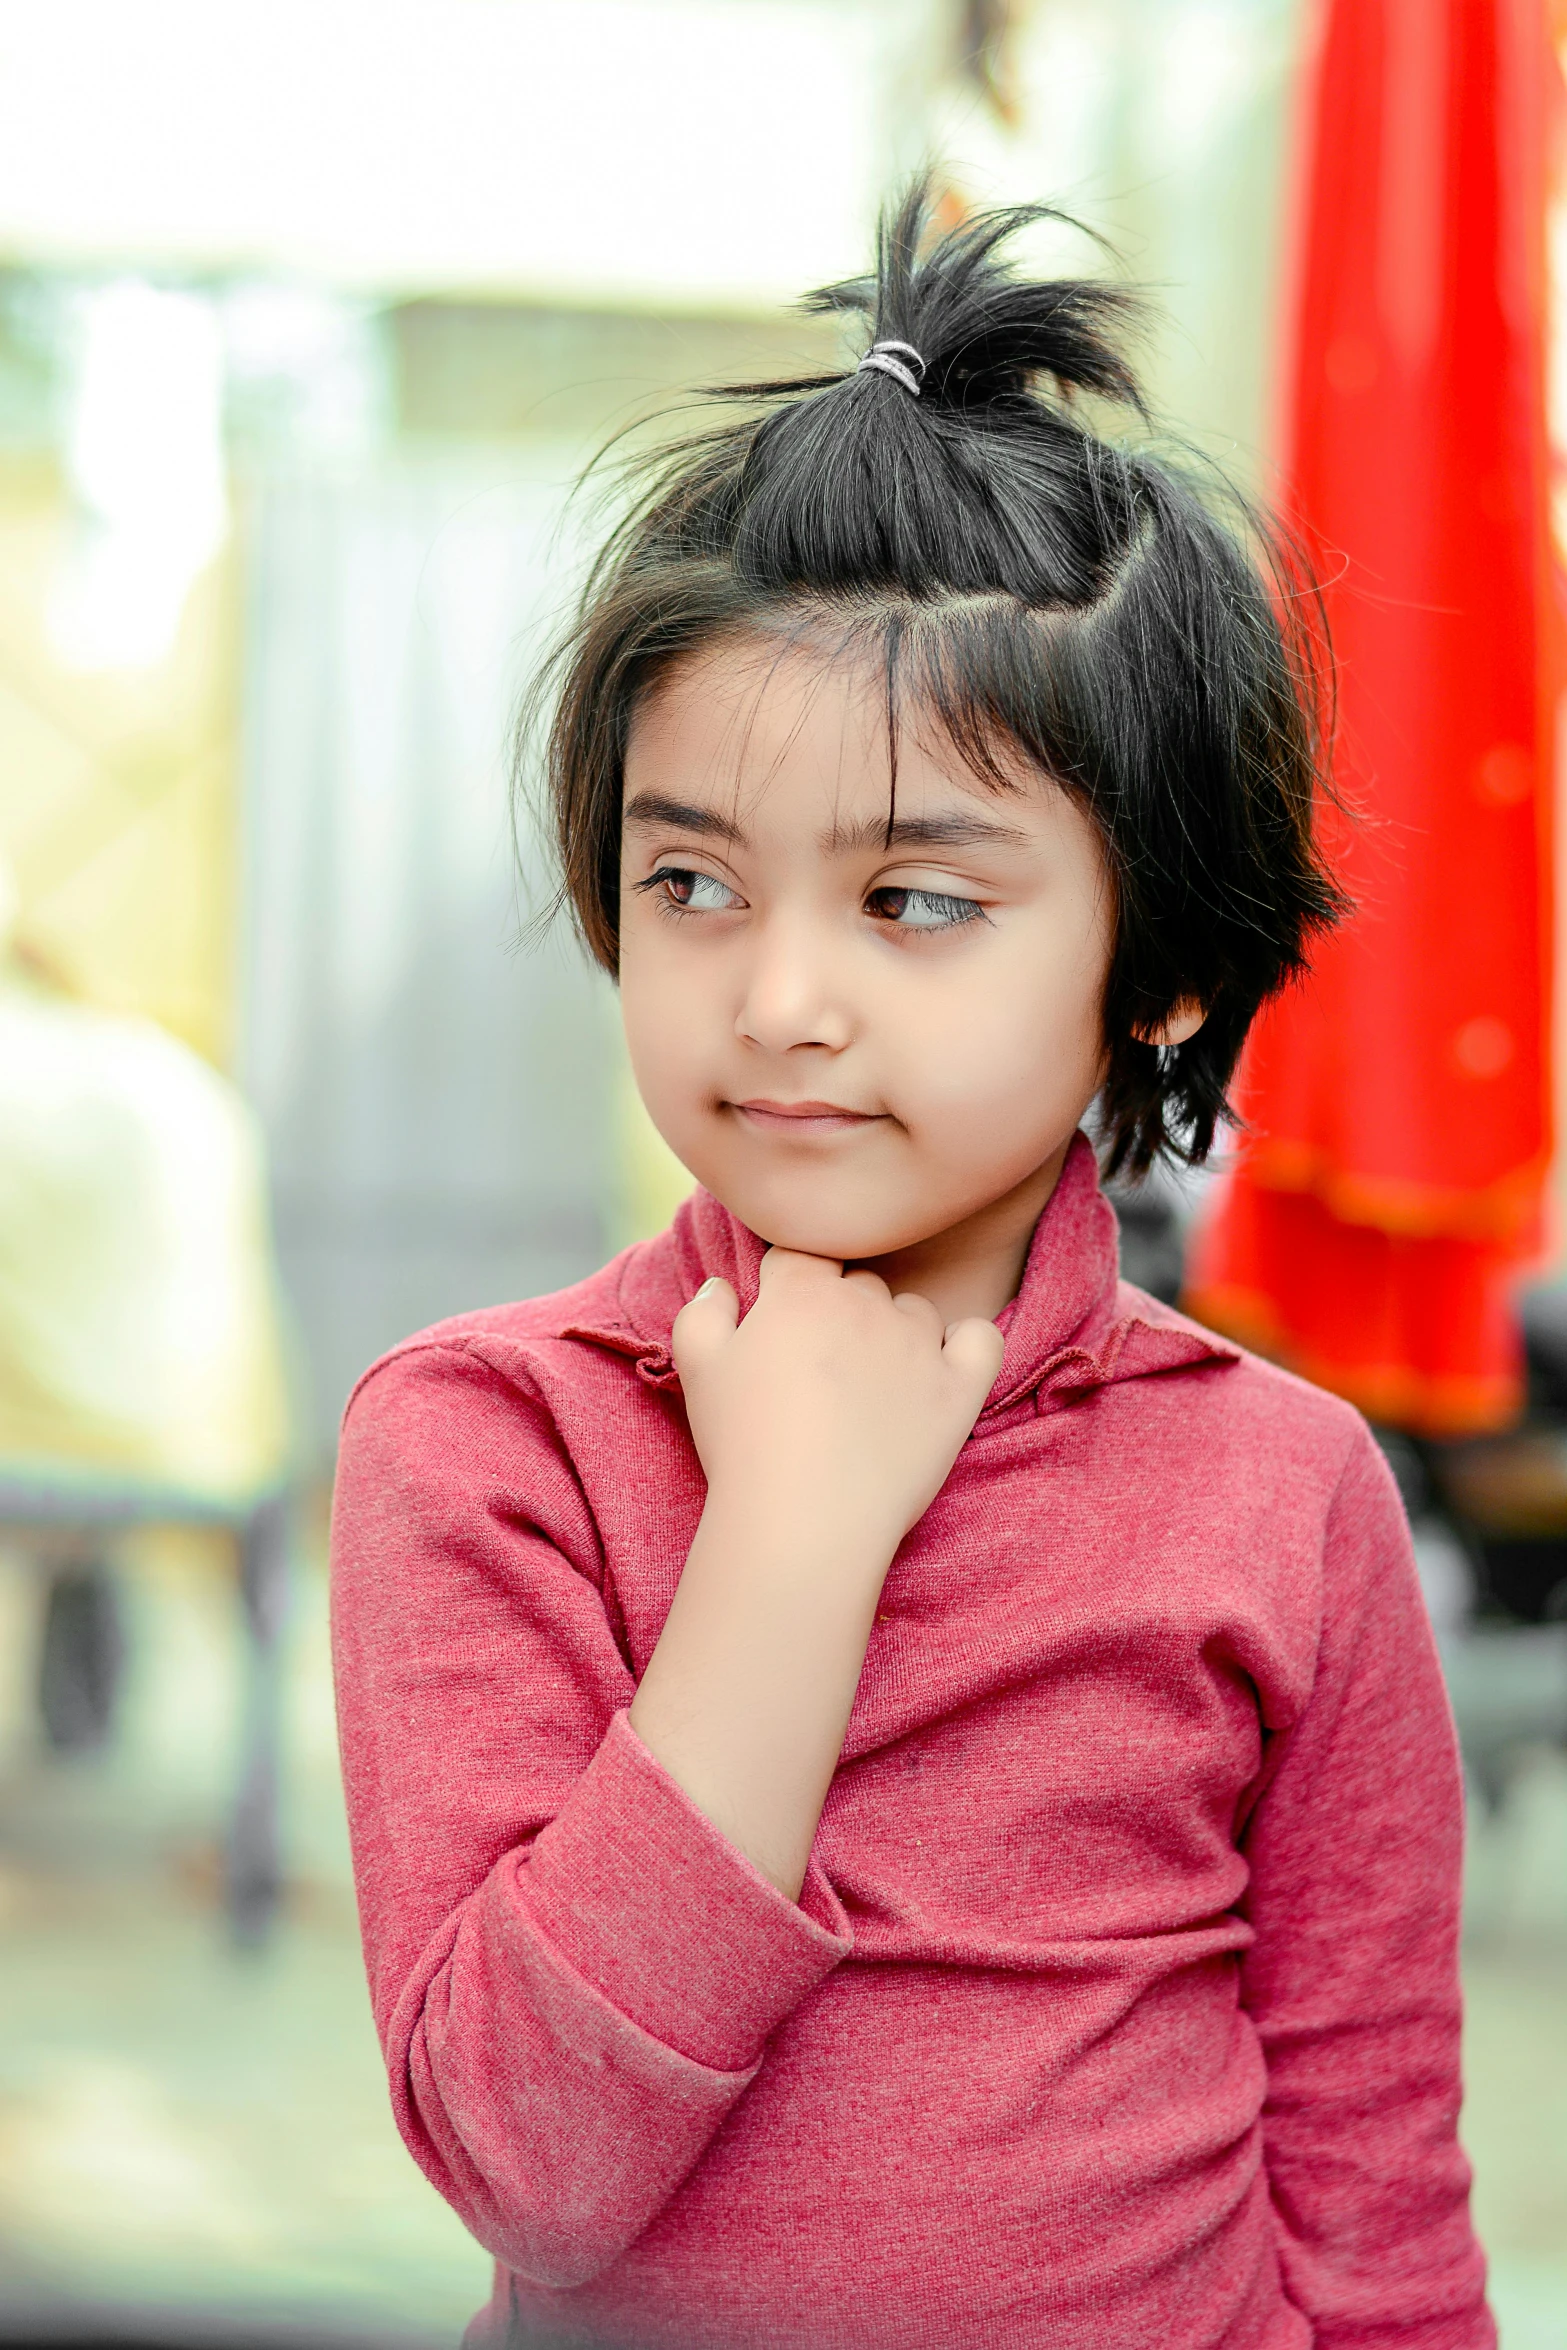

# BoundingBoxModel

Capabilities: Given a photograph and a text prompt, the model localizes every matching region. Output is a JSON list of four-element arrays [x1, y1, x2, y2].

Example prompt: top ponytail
[[536, 179, 1342, 1178], [825, 191, 1146, 412]]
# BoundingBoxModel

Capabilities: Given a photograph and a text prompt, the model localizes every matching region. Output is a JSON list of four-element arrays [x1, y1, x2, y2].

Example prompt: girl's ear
[[1135, 998, 1206, 1048]]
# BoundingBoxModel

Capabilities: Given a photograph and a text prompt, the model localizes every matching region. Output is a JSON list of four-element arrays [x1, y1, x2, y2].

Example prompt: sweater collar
[[568, 1129, 1236, 1413]]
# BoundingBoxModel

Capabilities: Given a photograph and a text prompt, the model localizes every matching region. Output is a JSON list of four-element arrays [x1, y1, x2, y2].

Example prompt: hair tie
[[857, 341, 925, 397]]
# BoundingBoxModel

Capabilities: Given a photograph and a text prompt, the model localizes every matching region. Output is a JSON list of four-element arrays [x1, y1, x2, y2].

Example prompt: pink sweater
[[330, 1135, 1492, 2350]]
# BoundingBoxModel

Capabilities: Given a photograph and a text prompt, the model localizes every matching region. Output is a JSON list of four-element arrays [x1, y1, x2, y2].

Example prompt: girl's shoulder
[[330, 1231, 693, 1598], [1110, 1276, 1385, 1497]]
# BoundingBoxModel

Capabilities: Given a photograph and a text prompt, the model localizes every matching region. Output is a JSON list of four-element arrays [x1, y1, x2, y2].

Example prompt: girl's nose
[[734, 922, 853, 1054]]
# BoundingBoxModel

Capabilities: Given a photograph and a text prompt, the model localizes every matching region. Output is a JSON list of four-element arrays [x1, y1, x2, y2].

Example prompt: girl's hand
[[671, 1249, 1005, 1565], [633, 1252, 1002, 1896]]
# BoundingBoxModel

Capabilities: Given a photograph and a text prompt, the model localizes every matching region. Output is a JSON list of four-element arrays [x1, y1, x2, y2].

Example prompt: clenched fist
[[672, 1249, 1005, 1566]]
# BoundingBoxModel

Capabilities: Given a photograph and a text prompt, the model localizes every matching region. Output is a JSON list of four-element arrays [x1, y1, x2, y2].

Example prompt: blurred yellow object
[[0, 951, 289, 1502], [0, 443, 281, 1497], [0, 455, 235, 1068]]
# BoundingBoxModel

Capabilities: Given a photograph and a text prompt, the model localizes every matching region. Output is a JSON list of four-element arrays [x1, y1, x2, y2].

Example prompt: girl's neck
[[851, 1137, 1073, 1327]]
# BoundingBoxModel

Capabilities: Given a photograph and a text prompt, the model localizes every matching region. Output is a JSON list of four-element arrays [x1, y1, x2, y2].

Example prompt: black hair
[[534, 179, 1343, 1178]]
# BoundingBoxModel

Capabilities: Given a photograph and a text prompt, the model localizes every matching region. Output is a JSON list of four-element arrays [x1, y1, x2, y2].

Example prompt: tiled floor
[[0, 1535, 1563, 2346]]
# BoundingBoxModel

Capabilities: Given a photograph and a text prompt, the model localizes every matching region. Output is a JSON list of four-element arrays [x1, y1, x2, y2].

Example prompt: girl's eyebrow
[[623, 792, 1027, 856], [623, 792, 745, 843], [829, 811, 1031, 853]]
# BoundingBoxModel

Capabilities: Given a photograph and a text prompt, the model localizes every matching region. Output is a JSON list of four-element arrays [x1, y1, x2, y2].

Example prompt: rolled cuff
[[517, 1709, 852, 2073]]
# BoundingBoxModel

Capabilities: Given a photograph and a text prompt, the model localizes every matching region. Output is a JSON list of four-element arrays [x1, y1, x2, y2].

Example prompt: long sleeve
[[1238, 1425, 1493, 2347], [329, 1338, 851, 2287]]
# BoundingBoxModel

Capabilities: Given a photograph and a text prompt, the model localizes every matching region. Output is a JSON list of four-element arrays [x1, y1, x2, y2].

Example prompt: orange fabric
[[1188, 0, 1560, 1436]]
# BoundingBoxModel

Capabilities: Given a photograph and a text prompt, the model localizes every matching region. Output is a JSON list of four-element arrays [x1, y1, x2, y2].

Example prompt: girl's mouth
[[730, 1098, 884, 1135]]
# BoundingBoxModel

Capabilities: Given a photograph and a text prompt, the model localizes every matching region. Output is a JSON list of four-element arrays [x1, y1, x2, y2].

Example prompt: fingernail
[[693, 1277, 722, 1301]]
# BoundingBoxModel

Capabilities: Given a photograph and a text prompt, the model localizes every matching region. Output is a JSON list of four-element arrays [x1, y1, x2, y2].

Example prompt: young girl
[[331, 190, 1492, 2349]]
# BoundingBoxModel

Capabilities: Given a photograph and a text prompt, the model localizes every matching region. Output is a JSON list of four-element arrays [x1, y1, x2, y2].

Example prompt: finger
[[892, 1290, 945, 1339], [940, 1315, 1006, 1396], [671, 1276, 738, 1377], [758, 1246, 844, 1291]]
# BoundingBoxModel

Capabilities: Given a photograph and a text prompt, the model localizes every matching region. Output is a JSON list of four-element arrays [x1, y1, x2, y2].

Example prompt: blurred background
[[0, 1, 1563, 2344]]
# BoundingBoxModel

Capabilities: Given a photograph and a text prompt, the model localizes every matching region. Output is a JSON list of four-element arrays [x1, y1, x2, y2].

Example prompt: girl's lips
[[731, 1099, 882, 1132]]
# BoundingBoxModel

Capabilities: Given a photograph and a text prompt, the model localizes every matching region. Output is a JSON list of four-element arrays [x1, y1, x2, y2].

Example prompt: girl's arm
[[331, 1338, 854, 2289], [630, 1250, 1003, 1898], [1238, 1426, 1493, 2349]]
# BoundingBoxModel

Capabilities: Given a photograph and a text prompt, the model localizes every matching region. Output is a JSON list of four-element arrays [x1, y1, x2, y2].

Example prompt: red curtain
[[1185, 0, 1561, 1437]]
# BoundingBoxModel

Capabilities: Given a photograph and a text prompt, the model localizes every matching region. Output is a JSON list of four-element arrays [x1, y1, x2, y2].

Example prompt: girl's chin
[[715, 1186, 942, 1267]]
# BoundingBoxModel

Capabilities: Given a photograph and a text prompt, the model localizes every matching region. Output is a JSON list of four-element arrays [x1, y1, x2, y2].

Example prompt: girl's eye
[[639, 866, 741, 915], [865, 885, 986, 932]]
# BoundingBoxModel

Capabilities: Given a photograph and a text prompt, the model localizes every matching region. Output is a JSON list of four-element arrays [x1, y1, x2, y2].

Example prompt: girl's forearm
[[628, 1496, 890, 1900]]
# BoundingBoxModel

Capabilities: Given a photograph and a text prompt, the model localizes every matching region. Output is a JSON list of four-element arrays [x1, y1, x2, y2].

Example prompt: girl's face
[[617, 636, 1116, 1267]]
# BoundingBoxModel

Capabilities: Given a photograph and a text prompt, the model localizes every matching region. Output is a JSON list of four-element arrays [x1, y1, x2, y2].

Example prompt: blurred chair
[[0, 865, 293, 1940]]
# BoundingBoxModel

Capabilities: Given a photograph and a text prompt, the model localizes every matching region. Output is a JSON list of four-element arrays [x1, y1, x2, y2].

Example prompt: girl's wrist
[[695, 1483, 904, 1591]]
